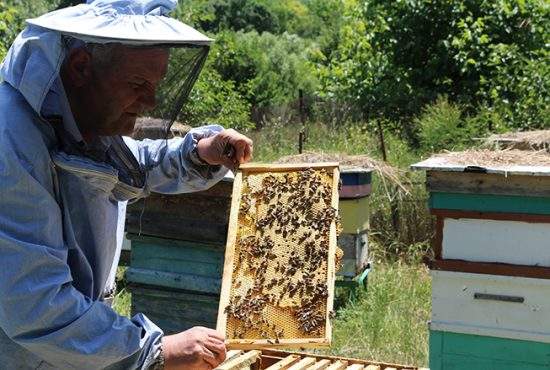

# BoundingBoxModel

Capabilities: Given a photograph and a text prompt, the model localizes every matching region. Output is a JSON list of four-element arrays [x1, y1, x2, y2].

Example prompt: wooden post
[[376, 120, 399, 234], [376, 120, 387, 162], [298, 89, 306, 154]]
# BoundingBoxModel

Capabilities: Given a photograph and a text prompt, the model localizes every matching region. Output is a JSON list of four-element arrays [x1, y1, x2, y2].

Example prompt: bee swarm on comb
[[224, 167, 340, 343]]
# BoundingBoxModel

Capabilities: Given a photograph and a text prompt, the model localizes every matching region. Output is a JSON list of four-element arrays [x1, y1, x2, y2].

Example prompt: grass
[[326, 262, 431, 367], [112, 267, 131, 318]]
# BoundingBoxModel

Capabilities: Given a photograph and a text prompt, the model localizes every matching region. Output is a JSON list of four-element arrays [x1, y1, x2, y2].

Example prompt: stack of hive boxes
[[125, 176, 234, 333], [338, 167, 373, 284], [413, 154, 550, 369]]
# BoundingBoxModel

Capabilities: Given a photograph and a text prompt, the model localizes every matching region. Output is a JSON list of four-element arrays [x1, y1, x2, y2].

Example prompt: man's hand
[[162, 327, 226, 370], [196, 129, 253, 170]]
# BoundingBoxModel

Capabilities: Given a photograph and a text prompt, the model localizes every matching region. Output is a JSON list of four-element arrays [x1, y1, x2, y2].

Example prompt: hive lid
[[412, 150, 550, 177]]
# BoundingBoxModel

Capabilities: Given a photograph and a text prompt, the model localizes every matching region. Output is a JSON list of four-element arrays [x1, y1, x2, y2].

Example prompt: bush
[[190, 0, 281, 34], [210, 30, 317, 108], [417, 97, 470, 153], [0, 2, 23, 60], [181, 67, 253, 131], [318, 0, 549, 133]]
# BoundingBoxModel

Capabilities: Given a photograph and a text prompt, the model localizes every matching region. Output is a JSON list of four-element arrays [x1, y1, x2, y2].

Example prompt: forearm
[[123, 124, 229, 194]]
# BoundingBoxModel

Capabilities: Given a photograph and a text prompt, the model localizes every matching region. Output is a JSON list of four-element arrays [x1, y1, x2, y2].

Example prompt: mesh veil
[[60, 39, 211, 192], [147, 44, 209, 137]]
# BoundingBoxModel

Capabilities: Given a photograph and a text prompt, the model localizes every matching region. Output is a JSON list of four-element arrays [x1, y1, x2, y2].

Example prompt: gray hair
[[62, 36, 124, 73]]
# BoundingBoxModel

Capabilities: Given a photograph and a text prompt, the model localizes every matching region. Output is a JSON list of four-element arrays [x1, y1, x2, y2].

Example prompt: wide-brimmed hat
[[26, 0, 212, 46]]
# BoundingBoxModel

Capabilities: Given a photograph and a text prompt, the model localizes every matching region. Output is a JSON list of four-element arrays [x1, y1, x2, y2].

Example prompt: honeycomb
[[222, 165, 340, 345]]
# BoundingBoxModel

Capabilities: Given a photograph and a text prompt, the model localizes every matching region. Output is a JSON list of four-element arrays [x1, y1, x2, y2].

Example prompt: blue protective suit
[[0, 18, 227, 370]]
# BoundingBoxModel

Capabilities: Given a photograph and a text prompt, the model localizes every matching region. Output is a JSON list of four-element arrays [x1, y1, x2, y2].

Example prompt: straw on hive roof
[[433, 149, 550, 168], [484, 130, 550, 151], [276, 151, 406, 192]]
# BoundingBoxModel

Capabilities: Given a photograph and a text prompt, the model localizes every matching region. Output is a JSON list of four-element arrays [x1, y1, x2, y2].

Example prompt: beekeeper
[[0, 0, 253, 368]]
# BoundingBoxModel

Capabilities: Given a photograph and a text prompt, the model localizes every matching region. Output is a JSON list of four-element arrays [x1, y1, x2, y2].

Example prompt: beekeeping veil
[[12, 0, 212, 200], [27, 0, 211, 135]]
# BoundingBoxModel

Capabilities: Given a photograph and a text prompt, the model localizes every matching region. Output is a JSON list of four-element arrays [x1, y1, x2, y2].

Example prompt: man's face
[[67, 46, 169, 139]]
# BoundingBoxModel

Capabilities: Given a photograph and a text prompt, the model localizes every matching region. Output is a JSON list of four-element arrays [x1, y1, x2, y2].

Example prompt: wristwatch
[[149, 345, 165, 370], [190, 140, 209, 166]]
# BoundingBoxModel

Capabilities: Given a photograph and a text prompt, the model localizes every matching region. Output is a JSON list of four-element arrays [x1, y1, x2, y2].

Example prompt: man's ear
[[64, 48, 93, 87]]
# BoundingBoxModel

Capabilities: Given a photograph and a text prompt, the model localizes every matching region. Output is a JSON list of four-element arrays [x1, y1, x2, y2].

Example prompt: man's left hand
[[196, 129, 253, 170]]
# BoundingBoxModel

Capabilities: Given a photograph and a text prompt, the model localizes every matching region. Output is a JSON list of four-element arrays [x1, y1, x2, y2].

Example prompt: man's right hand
[[162, 327, 227, 370]]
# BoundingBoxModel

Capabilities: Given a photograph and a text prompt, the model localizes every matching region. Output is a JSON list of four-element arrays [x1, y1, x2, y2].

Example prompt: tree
[[318, 0, 549, 133]]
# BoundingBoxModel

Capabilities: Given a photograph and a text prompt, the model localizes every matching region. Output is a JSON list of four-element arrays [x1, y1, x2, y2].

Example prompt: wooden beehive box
[[215, 349, 425, 370], [338, 167, 372, 279], [412, 150, 550, 369], [217, 163, 340, 348]]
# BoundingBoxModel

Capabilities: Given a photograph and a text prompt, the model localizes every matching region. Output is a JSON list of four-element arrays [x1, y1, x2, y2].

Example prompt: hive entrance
[[217, 163, 340, 348]]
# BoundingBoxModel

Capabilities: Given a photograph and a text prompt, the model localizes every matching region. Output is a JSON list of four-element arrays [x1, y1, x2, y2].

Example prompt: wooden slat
[[225, 350, 244, 362], [216, 171, 244, 337], [429, 192, 550, 215], [287, 357, 317, 370], [431, 258, 550, 280], [306, 359, 331, 370], [427, 170, 550, 197], [264, 355, 301, 370], [345, 364, 364, 370], [240, 162, 339, 172], [364, 366, 380, 370], [432, 208, 550, 223], [325, 166, 340, 344], [216, 350, 261, 370], [259, 350, 409, 370], [325, 361, 348, 370]]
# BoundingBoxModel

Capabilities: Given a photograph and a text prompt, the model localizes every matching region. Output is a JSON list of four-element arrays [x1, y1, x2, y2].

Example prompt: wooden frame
[[215, 349, 423, 370], [426, 171, 550, 197], [216, 162, 340, 349]]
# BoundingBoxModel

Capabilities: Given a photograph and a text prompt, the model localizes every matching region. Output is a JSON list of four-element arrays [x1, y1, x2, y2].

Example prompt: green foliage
[[0, 2, 23, 60], [210, 30, 317, 107], [249, 120, 379, 163], [0, 0, 62, 60], [417, 97, 472, 153], [188, 0, 281, 34], [416, 96, 513, 153], [318, 0, 549, 134], [181, 67, 253, 131], [326, 262, 431, 366]]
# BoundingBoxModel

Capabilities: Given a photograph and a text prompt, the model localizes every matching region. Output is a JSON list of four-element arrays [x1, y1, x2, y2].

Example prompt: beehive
[[215, 349, 424, 370], [413, 150, 550, 369], [217, 163, 340, 348]]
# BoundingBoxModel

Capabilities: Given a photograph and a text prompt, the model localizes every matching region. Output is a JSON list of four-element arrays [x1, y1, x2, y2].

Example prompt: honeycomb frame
[[216, 162, 340, 349]]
